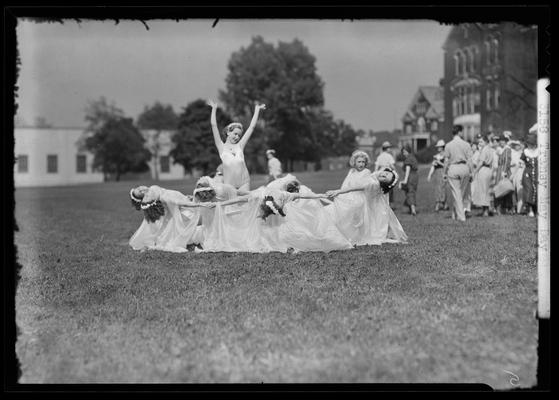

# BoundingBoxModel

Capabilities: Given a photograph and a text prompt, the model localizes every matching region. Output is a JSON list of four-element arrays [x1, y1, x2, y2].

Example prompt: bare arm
[[325, 186, 366, 198], [238, 103, 266, 148], [207, 100, 224, 153], [293, 192, 328, 200], [216, 196, 250, 207], [427, 165, 435, 181]]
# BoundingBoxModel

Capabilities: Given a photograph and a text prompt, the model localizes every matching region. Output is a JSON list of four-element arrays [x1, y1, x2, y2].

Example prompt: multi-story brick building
[[441, 23, 538, 142]]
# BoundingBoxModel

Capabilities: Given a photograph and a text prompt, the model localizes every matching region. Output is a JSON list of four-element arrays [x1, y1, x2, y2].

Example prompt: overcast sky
[[15, 19, 451, 132]]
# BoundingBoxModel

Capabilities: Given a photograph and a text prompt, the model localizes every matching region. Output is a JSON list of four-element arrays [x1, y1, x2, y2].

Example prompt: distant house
[[14, 127, 186, 187], [441, 23, 538, 141], [400, 86, 445, 152]]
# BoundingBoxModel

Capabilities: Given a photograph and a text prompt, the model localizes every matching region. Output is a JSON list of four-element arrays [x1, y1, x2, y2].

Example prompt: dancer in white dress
[[201, 177, 352, 253], [207, 99, 266, 191], [324, 151, 407, 246], [128, 185, 212, 253]]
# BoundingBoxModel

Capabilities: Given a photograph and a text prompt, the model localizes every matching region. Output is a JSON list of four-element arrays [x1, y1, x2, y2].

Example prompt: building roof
[[401, 86, 445, 122]]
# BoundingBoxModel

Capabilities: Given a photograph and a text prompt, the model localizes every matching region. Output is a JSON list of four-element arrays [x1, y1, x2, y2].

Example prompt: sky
[[15, 19, 451, 132]]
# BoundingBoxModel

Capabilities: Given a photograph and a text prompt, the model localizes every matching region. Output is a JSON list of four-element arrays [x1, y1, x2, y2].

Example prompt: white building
[[14, 127, 104, 187], [14, 127, 186, 187], [141, 129, 186, 181]]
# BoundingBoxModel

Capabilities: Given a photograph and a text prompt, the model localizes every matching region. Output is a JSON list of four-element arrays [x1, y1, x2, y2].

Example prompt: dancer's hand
[[255, 103, 266, 111], [207, 99, 218, 108], [326, 190, 339, 198], [202, 202, 216, 208]]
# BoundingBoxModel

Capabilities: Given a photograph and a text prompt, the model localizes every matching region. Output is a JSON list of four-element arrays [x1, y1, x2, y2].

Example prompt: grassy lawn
[[14, 167, 538, 387]]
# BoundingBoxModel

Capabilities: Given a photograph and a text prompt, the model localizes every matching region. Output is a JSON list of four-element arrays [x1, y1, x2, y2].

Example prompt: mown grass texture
[[14, 167, 538, 387]]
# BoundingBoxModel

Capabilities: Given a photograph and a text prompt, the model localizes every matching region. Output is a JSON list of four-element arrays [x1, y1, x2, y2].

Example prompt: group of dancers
[[128, 101, 407, 254]]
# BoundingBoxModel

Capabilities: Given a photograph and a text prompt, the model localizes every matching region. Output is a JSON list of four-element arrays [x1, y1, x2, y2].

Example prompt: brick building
[[441, 23, 538, 142]]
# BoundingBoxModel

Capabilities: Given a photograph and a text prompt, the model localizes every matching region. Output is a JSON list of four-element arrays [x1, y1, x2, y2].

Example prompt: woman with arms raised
[[207, 99, 266, 191]]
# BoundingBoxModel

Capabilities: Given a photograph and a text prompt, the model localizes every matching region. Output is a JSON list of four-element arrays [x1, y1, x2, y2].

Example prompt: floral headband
[[130, 188, 142, 203], [140, 200, 159, 210], [265, 199, 280, 215], [384, 168, 399, 190], [227, 122, 243, 132], [193, 186, 214, 195]]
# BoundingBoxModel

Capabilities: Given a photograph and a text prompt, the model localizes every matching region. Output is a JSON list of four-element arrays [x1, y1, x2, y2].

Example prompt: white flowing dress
[[324, 168, 408, 246], [129, 186, 201, 253], [203, 183, 353, 253]]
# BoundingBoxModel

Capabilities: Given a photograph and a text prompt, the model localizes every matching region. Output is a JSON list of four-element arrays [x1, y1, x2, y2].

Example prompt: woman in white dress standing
[[324, 150, 407, 246], [207, 99, 266, 191]]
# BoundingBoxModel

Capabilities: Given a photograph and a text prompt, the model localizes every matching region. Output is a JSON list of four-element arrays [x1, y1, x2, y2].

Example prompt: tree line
[[83, 36, 361, 181]]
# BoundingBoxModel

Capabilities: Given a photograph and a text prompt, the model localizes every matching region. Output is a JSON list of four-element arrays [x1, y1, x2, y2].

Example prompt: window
[[470, 47, 477, 72], [492, 38, 499, 64], [17, 154, 28, 173], [160, 155, 170, 173], [452, 98, 458, 118], [463, 48, 471, 74], [454, 53, 460, 76], [76, 154, 87, 173], [47, 155, 58, 173], [485, 40, 492, 66], [486, 87, 492, 111], [474, 88, 481, 113], [405, 124, 412, 134], [460, 51, 467, 74], [431, 120, 438, 132], [494, 85, 500, 109]]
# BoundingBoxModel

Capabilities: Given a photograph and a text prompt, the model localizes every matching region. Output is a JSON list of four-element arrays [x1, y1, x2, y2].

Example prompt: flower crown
[[384, 168, 399, 190], [130, 188, 142, 203], [227, 122, 243, 132], [140, 200, 159, 210], [193, 186, 214, 195], [265, 200, 280, 215]]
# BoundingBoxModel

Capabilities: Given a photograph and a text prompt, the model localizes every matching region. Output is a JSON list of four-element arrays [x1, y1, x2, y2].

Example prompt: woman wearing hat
[[520, 133, 538, 217], [427, 139, 447, 212], [509, 139, 525, 213], [398, 145, 419, 216], [471, 135, 495, 217], [207, 99, 266, 191], [494, 133, 513, 215], [374, 141, 396, 208]]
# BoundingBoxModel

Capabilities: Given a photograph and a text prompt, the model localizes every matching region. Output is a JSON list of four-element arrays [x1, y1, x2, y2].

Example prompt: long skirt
[[472, 166, 492, 207], [432, 168, 446, 205], [403, 171, 418, 207]]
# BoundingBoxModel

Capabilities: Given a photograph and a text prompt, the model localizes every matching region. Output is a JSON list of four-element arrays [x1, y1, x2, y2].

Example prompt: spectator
[[374, 141, 396, 208], [494, 133, 513, 215], [398, 145, 418, 216], [520, 132, 538, 217], [266, 149, 283, 183], [471, 134, 495, 217], [509, 139, 524, 214], [427, 140, 447, 212], [442, 125, 473, 222]]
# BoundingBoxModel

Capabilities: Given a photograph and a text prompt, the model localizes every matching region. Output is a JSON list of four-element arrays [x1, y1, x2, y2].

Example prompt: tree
[[78, 96, 125, 151], [171, 99, 232, 176], [219, 36, 325, 171], [137, 102, 178, 180], [84, 117, 151, 181]]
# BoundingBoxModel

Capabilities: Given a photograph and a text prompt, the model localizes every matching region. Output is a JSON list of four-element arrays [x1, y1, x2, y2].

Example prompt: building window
[[485, 40, 492, 66], [160, 155, 170, 173], [486, 87, 492, 111], [431, 120, 438, 132], [454, 54, 460, 76], [492, 38, 499, 64], [470, 47, 477, 72], [76, 154, 87, 173], [474, 88, 481, 113], [494, 85, 500, 109], [47, 155, 58, 173], [17, 154, 28, 173], [405, 124, 412, 134]]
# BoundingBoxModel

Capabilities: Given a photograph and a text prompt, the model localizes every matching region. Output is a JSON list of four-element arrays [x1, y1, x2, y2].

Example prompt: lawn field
[[14, 167, 539, 388]]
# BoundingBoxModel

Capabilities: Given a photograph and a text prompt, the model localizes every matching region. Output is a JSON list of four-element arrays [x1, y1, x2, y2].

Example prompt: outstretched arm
[[238, 103, 266, 148], [207, 100, 223, 153], [325, 186, 366, 198], [215, 196, 250, 208], [293, 192, 328, 200]]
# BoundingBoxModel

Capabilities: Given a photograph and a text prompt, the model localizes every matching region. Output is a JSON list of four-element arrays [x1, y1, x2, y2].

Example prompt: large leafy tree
[[84, 117, 151, 181], [219, 36, 325, 171], [137, 102, 178, 180], [171, 99, 232, 176]]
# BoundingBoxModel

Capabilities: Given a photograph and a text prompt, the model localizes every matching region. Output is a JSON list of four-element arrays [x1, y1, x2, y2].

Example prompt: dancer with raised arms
[[207, 99, 266, 191]]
